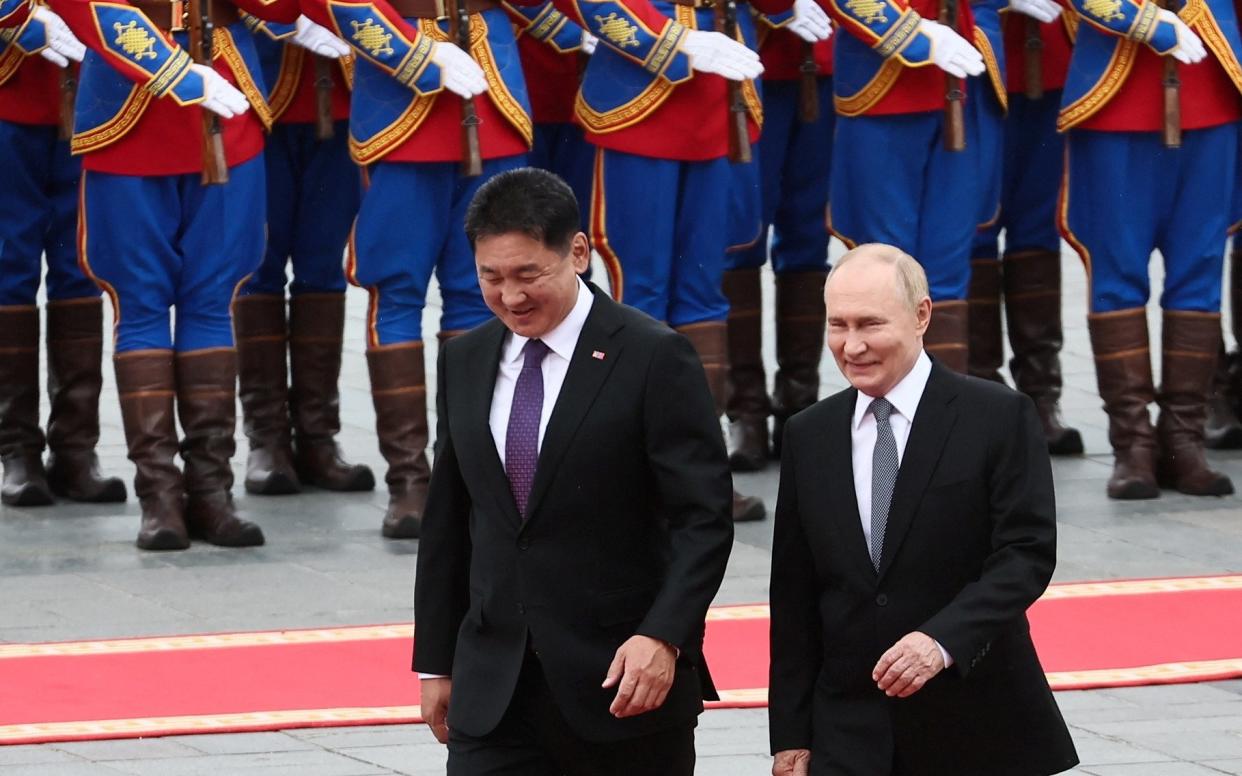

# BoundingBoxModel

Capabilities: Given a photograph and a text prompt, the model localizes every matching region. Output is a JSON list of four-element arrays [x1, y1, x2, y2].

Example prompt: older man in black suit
[[412, 168, 734, 775], [768, 243, 1079, 775]]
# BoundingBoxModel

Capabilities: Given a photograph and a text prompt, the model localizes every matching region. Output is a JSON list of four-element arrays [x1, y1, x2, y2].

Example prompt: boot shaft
[[366, 342, 430, 492], [114, 349, 182, 502], [0, 305, 44, 456], [1003, 250, 1065, 400], [45, 298, 106, 454], [923, 300, 968, 373], [1156, 310, 1222, 445], [723, 269, 769, 419], [676, 321, 728, 417], [1088, 308, 1156, 452], [174, 349, 239, 495], [289, 292, 347, 442], [772, 271, 826, 418], [967, 259, 1004, 382], [233, 294, 290, 445]]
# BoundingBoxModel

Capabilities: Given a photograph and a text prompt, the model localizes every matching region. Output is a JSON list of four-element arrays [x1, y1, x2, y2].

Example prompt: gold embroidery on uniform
[[1057, 38, 1137, 129], [594, 13, 640, 49], [113, 20, 158, 61], [834, 56, 902, 115], [845, 0, 888, 27], [1129, 1, 1158, 41], [1082, 0, 1125, 23], [873, 9, 917, 57], [351, 18, 394, 58]]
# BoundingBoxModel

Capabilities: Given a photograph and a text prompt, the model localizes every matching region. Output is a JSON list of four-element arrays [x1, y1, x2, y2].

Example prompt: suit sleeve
[[299, 0, 443, 95], [412, 343, 474, 675], [825, 0, 936, 66], [917, 393, 1057, 678], [634, 331, 734, 658], [1065, 0, 1180, 55], [768, 415, 823, 755]]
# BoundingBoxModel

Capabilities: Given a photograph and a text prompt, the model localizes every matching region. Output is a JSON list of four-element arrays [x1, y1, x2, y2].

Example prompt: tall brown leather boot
[[234, 294, 299, 495], [1155, 311, 1234, 496], [677, 321, 766, 522], [1088, 309, 1159, 500], [367, 342, 429, 538], [115, 350, 189, 550], [289, 293, 374, 491], [723, 269, 769, 471], [924, 300, 969, 373], [1211, 248, 1242, 448], [0, 305, 52, 506], [175, 349, 265, 546], [772, 271, 827, 458], [1003, 250, 1084, 455], [45, 298, 127, 502], [967, 259, 1005, 383]]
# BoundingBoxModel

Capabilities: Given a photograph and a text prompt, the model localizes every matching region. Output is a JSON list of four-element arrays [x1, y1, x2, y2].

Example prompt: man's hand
[[291, 15, 351, 58], [429, 41, 488, 98], [601, 635, 676, 718], [33, 6, 85, 68], [772, 748, 811, 776], [189, 64, 250, 119], [681, 30, 764, 81], [1155, 9, 1207, 64], [420, 677, 452, 744], [788, 0, 832, 44], [916, 19, 985, 78], [872, 631, 945, 698], [1008, 0, 1059, 23]]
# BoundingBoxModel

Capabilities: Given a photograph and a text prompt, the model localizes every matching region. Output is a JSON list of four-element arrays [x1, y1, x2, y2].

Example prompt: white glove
[[33, 6, 85, 68], [429, 41, 488, 97], [787, 0, 832, 43], [190, 63, 250, 118], [1156, 8, 1207, 64], [917, 19, 984, 78], [581, 30, 598, 55], [1008, 0, 1059, 23], [291, 15, 351, 58], [681, 29, 763, 81]]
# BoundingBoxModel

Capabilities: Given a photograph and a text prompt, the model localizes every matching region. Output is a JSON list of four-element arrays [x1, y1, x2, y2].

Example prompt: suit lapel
[[825, 388, 879, 580], [461, 320, 523, 526], [521, 289, 625, 530], [877, 364, 960, 580]]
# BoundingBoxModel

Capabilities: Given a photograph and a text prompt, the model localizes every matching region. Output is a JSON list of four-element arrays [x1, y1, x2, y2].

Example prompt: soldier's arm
[[297, 0, 443, 95], [824, 0, 939, 67], [1065, 0, 1181, 54], [528, 0, 692, 81], [503, 0, 585, 53], [0, 0, 31, 28]]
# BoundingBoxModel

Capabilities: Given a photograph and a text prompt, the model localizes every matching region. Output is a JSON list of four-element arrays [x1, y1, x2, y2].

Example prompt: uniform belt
[[130, 0, 239, 32], [671, 0, 720, 7], [387, 0, 498, 18]]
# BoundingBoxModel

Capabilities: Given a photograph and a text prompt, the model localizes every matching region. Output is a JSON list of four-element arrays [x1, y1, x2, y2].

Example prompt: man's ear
[[914, 297, 932, 336], [571, 232, 591, 275]]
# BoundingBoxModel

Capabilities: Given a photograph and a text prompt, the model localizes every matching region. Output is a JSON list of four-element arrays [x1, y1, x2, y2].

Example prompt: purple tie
[[506, 339, 549, 519]]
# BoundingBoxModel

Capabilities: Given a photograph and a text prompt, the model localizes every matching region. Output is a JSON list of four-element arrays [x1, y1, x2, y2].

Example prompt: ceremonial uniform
[[967, 10, 1083, 454], [825, 0, 1005, 370], [233, 18, 374, 499], [1057, 0, 1242, 498], [722, 18, 832, 471], [0, 2, 127, 507], [53, 0, 301, 548]]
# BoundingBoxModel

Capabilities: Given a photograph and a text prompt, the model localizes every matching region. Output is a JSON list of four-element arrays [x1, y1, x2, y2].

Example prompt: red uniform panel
[[278, 55, 350, 124], [1081, 49, 1242, 132], [758, 28, 832, 80], [381, 92, 530, 162], [1002, 13, 1070, 93], [517, 33, 580, 124], [0, 57, 62, 125]]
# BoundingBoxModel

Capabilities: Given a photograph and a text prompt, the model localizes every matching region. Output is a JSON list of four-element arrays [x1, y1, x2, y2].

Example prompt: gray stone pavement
[[2, 247, 1241, 774]]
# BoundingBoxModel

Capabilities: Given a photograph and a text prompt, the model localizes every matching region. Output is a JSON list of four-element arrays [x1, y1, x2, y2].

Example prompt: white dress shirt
[[849, 351, 953, 667]]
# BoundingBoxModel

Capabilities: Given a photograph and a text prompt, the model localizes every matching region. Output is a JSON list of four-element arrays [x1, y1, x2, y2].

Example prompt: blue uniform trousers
[[969, 79, 1005, 232], [347, 154, 525, 345], [590, 148, 731, 325], [530, 122, 594, 234], [79, 156, 266, 352], [0, 121, 97, 305], [1062, 123, 1239, 313], [243, 120, 360, 297]]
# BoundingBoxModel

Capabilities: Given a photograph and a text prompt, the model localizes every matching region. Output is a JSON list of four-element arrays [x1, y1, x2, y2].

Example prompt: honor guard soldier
[[824, 0, 990, 370], [968, 0, 1082, 455], [721, 0, 831, 472], [1205, 169, 1242, 448], [1057, 0, 1241, 498], [235, 14, 376, 497], [297, 0, 705, 537], [52, 0, 302, 549], [0, 0, 128, 507]]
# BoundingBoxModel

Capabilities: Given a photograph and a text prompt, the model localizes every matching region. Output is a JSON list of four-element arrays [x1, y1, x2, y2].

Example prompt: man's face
[[476, 231, 591, 339], [825, 260, 931, 397]]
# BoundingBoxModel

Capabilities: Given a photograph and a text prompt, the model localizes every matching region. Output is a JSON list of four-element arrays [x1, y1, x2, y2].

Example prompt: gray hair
[[826, 243, 930, 313]]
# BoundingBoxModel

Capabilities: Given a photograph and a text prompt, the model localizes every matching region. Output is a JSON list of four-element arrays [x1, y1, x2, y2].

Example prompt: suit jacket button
[[518, 539, 530, 550], [875, 594, 889, 607], [517, 602, 526, 615]]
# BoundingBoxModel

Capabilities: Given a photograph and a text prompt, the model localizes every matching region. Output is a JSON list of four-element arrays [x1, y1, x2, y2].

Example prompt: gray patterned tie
[[869, 397, 898, 571]]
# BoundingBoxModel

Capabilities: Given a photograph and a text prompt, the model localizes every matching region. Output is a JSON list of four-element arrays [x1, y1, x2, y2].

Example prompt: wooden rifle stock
[[448, 0, 483, 177], [313, 54, 335, 140], [188, 0, 228, 184], [58, 67, 76, 141], [1158, 0, 1181, 148], [1022, 15, 1043, 99], [798, 41, 819, 123], [938, 0, 965, 151], [715, 0, 751, 162]]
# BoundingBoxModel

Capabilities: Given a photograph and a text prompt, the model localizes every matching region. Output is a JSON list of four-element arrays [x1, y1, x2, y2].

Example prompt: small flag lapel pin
[[592, 350, 606, 360]]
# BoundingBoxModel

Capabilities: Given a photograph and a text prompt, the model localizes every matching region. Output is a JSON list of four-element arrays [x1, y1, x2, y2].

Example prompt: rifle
[[798, 41, 818, 123], [58, 67, 76, 141], [1157, 0, 1181, 148], [1022, 15, 1043, 99], [938, 0, 965, 151], [313, 54, 335, 140], [447, 0, 483, 176], [187, 0, 229, 183], [715, 0, 751, 162]]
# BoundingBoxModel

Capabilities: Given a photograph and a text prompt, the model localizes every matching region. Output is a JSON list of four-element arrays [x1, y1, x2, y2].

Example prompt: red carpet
[[3, 575, 1241, 745]]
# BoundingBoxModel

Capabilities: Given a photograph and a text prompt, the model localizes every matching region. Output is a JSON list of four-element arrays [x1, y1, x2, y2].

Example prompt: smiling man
[[412, 167, 734, 774], [768, 243, 1077, 775]]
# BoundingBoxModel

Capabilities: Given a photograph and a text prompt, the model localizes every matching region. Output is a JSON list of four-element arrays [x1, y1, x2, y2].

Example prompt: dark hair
[[464, 167, 582, 254]]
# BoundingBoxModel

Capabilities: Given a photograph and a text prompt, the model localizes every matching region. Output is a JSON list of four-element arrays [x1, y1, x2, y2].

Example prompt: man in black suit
[[412, 168, 734, 775], [768, 244, 1079, 776]]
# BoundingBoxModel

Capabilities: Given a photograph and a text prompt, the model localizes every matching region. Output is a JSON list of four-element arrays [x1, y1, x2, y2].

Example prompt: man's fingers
[[40, 48, 69, 68], [883, 664, 919, 696], [872, 647, 899, 681], [601, 651, 625, 688], [429, 719, 449, 744], [608, 673, 639, 716]]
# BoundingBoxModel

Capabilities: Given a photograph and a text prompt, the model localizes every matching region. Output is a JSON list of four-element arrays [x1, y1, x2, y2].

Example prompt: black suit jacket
[[413, 285, 734, 743], [769, 362, 1079, 776]]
